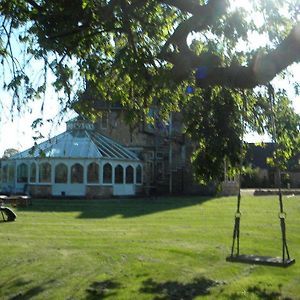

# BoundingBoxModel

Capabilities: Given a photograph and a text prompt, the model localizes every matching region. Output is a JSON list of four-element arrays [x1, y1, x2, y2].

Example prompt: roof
[[9, 127, 139, 161], [245, 143, 275, 169]]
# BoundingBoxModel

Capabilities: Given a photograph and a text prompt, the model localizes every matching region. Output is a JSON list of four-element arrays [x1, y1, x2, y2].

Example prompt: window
[[87, 162, 99, 183], [71, 163, 83, 183], [156, 152, 163, 159], [30, 163, 36, 182], [17, 163, 28, 183], [103, 163, 112, 184], [55, 163, 68, 183], [2, 165, 7, 183], [147, 151, 154, 160], [39, 162, 51, 183], [136, 165, 142, 184], [8, 165, 15, 183], [125, 166, 134, 184], [114, 165, 123, 184]]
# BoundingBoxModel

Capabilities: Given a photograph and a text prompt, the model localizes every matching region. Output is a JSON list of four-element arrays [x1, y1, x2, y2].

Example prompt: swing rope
[[268, 84, 291, 263], [229, 90, 246, 258], [227, 85, 295, 266]]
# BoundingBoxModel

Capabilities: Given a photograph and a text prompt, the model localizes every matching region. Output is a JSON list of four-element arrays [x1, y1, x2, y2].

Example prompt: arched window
[[125, 166, 134, 184], [136, 165, 142, 184], [30, 163, 36, 182], [103, 163, 112, 184], [17, 163, 28, 183], [87, 162, 99, 183], [55, 163, 68, 183], [2, 165, 8, 183], [115, 165, 123, 184], [8, 165, 15, 183], [39, 162, 51, 183], [71, 163, 83, 183]]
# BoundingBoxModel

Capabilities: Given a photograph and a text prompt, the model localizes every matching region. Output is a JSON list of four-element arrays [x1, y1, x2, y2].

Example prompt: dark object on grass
[[0, 205, 17, 222]]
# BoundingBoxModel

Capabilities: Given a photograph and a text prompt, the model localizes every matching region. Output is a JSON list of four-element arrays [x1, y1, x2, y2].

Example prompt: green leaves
[[184, 87, 243, 183], [1, 0, 300, 184]]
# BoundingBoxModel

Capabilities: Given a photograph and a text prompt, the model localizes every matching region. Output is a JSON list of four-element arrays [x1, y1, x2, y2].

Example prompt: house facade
[[89, 100, 212, 195]]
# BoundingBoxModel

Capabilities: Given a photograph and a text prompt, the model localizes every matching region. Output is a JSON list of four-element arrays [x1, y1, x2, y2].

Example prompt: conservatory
[[1, 118, 143, 197]]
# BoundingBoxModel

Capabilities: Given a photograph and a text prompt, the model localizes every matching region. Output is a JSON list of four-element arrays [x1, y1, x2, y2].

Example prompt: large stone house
[[90, 100, 206, 195]]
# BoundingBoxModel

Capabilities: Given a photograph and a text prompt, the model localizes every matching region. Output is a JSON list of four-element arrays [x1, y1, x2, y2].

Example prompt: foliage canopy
[[1, 0, 300, 182]]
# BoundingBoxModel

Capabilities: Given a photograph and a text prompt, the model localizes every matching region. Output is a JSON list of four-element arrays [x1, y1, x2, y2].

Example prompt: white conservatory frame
[[1, 119, 143, 197]]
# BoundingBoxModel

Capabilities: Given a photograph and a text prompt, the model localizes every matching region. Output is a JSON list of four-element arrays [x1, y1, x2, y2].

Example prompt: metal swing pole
[[268, 84, 292, 264]]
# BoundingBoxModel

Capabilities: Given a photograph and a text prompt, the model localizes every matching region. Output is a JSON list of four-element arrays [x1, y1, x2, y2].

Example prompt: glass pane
[[17, 163, 28, 183], [39, 163, 51, 183], [2, 165, 8, 183], [103, 163, 112, 183], [126, 166, 134, 184], [55, 163, 68, 183], [115, 165, 123, 184], [8, 165, 15, 183], [71, 163, 83, 183], [30, 163, 36, 182], [87, 163, 99, 183]]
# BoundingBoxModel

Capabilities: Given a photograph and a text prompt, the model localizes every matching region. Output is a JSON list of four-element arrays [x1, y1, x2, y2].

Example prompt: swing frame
[[226, 85, 295, 267]]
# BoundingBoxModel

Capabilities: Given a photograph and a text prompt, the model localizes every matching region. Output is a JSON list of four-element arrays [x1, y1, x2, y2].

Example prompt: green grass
[[0, 195, 300, 299]]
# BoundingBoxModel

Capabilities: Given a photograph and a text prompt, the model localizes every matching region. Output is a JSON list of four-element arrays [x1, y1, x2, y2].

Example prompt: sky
[[0, 90, 76, 157]]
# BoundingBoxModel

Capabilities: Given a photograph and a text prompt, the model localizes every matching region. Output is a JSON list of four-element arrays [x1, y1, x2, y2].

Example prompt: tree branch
[[196, 23, 300, 88], [159, 0, 228, 82]]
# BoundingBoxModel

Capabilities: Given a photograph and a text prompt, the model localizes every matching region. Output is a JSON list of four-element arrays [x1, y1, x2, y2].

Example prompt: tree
[[2, 148, 19, 159], [1, 0, 300, 182]]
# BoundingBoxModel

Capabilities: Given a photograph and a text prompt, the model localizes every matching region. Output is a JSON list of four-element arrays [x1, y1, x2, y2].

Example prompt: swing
[[226, 85, 295, 267]]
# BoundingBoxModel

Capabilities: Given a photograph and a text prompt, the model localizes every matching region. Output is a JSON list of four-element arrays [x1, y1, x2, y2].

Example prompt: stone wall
[[86, 185, 113, 198], [28, 184, 52, 197]]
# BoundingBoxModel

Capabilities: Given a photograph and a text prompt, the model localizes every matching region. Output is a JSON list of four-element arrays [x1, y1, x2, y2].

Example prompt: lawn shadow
[[85, 280, 121, 299], [0, 279, 32, 291], [2, 279, 56, 300], [17, 196, 214, 219], [140, 276, 222, 299], [246, 285, 292, 300], [225, 285, 293, 300], [9, 286, 44, 300]]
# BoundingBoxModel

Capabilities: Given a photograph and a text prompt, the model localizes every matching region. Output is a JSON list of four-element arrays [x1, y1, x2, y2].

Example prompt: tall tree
[[1, 0, 300, 182]]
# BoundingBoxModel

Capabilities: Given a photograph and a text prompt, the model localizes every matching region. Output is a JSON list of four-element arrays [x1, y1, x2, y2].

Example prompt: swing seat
[[226, 254, 295, 267]]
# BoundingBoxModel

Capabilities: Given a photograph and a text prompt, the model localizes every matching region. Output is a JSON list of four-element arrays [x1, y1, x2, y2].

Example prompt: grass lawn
[[0, 194, 299, 299]]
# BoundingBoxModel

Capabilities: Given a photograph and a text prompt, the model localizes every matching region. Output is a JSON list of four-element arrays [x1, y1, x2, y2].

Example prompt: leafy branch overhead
[[1, 0, 300, 182]]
